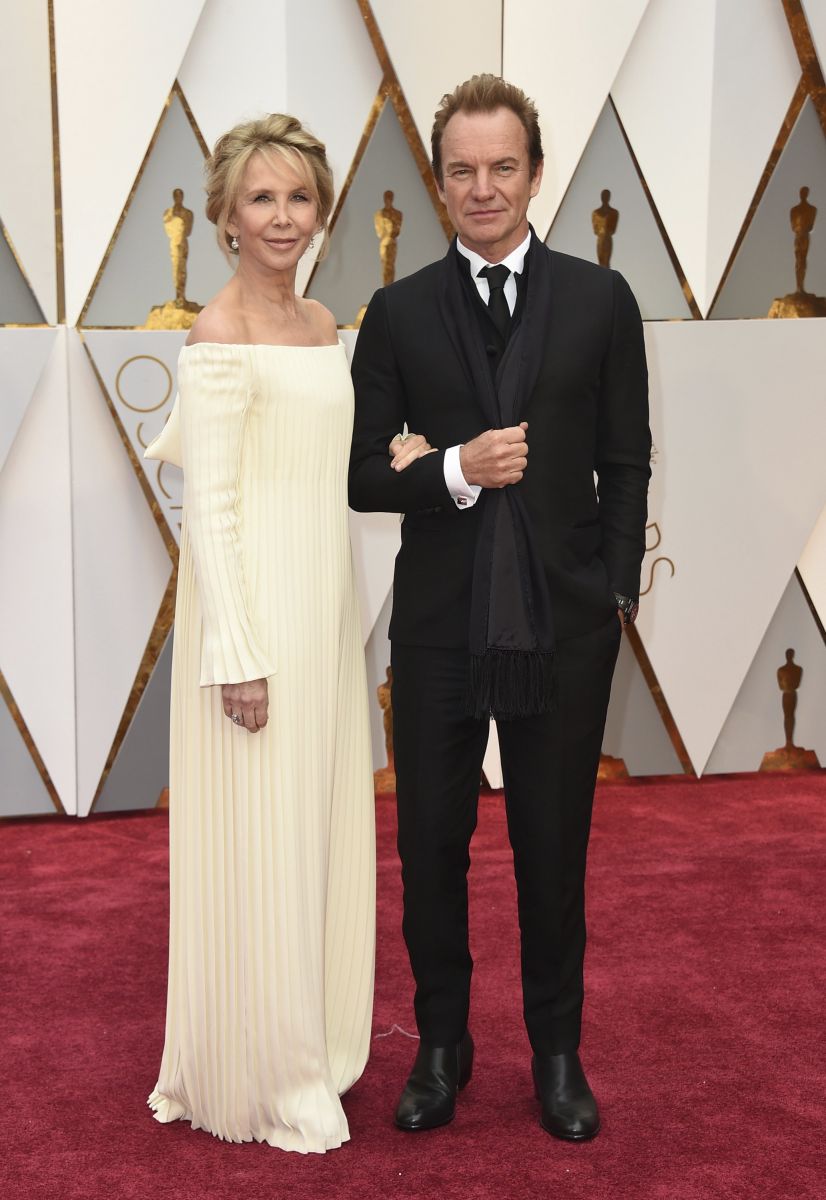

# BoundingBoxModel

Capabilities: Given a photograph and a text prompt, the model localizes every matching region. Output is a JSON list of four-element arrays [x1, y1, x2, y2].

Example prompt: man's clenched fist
[[459, 422, 529, 489]]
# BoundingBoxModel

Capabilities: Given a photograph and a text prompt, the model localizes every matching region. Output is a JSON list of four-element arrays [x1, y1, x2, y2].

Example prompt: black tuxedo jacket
[[349, 239, 651, 646]]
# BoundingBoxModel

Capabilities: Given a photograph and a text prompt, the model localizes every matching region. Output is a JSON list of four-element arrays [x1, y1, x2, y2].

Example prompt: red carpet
[[2, 774, 825, 1199]]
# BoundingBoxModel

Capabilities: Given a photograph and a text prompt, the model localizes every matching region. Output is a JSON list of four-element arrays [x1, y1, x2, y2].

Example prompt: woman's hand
[[221, 678, 269, 733], [389, 431, 436, 472]]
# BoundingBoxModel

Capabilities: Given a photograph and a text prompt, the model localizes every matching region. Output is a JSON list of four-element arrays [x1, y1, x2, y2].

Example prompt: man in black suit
[[349, 75, 650, 1140]]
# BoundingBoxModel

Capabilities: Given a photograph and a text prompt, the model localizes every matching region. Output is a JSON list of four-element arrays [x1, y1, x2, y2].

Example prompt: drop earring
[[230, 235, 239, 252], [309, 235, 316, 250]]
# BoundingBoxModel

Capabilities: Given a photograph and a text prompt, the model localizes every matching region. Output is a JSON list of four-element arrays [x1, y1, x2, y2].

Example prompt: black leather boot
[[395, 1030, 474, 1131], [532, 1052, 600, 1141]]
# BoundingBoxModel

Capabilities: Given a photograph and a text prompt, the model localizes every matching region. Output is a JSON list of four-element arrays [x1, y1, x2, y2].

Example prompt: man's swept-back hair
[[431, 74, 543, 185]]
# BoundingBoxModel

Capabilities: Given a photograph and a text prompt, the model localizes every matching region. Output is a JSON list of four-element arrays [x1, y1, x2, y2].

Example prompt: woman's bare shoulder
[[186, 298, 245, 347], [301, 298, 338, 345]]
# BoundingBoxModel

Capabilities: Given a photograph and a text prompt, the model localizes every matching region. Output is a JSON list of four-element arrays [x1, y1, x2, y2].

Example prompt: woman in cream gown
[[143, 115, 391, 1154]]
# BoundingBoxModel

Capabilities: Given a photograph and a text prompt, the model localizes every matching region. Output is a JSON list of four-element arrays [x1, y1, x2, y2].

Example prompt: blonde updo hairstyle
[[205, 113, 334, 260]]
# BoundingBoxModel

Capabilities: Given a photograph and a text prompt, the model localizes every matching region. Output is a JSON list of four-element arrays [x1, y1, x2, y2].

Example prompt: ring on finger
[[231, 713, 243, 725]]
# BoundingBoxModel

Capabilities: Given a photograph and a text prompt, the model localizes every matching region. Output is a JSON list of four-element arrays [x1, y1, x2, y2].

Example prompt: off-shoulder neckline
[[180, 340, 343, 352]]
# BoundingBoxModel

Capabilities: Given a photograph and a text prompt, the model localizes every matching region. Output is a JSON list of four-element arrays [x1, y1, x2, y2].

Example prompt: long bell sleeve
[[177, 344, 276, 687]]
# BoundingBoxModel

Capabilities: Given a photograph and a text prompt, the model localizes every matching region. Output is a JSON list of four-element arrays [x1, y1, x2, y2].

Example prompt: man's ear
[[530, 159, 544, 199]]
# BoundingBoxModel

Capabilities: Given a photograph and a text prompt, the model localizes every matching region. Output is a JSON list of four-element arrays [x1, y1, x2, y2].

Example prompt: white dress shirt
[[443, 231, 532, 509]]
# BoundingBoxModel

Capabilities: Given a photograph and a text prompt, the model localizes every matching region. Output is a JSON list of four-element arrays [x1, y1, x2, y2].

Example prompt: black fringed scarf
[[438, 231, 556, 721]]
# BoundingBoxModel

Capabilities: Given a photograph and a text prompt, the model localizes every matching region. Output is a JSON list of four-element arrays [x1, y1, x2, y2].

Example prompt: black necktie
[[479, 264, 511, 341]]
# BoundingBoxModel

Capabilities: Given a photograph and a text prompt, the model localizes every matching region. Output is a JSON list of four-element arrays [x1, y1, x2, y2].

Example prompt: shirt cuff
[[444, 444, 482, 510]]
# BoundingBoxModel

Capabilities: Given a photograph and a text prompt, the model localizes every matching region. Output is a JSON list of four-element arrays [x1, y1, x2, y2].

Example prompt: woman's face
[[227, 150, 318, 273]]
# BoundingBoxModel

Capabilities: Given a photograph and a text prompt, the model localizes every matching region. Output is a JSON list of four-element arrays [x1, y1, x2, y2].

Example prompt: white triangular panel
[[0, 329, 57, 476], [798, 505, 826, 632], [802, 0, 826, 75], [94, 629, 173, 813], [705, 0, 801, 313], [83, 91, 231, 328], [504, 0, 651, 239], [180, 2, 382, 298], [705, 573, 826, 773], [710, 100, 826, 318], [183, 2, 381, 205], [349, 510, 400, 647], [640, 319, 826, 775], [0, 223, 46, 324], [0, 329, 76, 812], [68, 331, 171, 817], [84, 331, 186, 544], [54, 0, 206, 325], [179, 0, 287, 150], [0, 2, 56, 322], [0, 687, 56, 817], [286, 2, 383, 209], [545, 101, 691, 320], [602, 633, 683, 777], [614, 0, 799, 315], [307, 101, 448, 325], [372, 0, 501, 151]]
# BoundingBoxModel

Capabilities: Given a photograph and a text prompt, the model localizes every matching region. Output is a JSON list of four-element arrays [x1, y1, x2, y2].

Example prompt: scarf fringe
[[466, 648, 556, 721]]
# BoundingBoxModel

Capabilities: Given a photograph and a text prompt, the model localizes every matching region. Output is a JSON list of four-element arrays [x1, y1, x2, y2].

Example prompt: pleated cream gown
[[144, 342, 375, 1153]]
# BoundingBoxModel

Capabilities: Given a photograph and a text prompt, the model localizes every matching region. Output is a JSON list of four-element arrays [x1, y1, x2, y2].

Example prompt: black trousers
[[391, 616, 621, 1056]]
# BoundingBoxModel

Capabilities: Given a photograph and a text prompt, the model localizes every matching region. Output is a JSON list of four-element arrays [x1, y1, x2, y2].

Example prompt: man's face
[[437, 106, 542, 261]]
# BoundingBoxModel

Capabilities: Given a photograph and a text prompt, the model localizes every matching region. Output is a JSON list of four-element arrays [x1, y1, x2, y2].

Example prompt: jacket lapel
[[437, 241, 500, 428], [435, 233, 554, 429], [515, 232, 555, 418]]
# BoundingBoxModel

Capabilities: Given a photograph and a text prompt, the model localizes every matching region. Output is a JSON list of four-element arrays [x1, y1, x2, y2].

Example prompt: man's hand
[[221, 678, 269, 733], [389, 432, 436, 472], [459, 422, 528, 488]]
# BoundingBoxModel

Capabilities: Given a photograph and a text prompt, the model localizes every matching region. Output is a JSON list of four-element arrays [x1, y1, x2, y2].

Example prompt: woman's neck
[[233, 260, 300, 321]]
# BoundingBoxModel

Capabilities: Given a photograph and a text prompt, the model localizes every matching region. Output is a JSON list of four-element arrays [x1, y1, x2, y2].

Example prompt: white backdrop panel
[[641, 318, 826, 775], [84, 331, 186, 544], [179, 0, 287, 150], [614, 0, 799, 316], [0, 329, 57, 477], [710, 101, 826, 318], [612, 0, 714, 312], [705, 573, 826, 773], [69, 331, 171, 816], [288, 0, 383, 294], [802, 0, 826, 72], [545, 100, 691, 320], [84, 92, 232, 328], [180, 1, 381, 296], [0, 329, 76, 811], [0, 1, 56, 322], [705, 0, 801, 313], [504, 0, 651, 240], [0, 225, 46, 325], [798, 505, 826, 632], [372, 0, 502, 149], [54, 0, 206, 325], [286, 0, 383, 203], [602, 633, 683, 776], [307, 100, 449, 325]]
